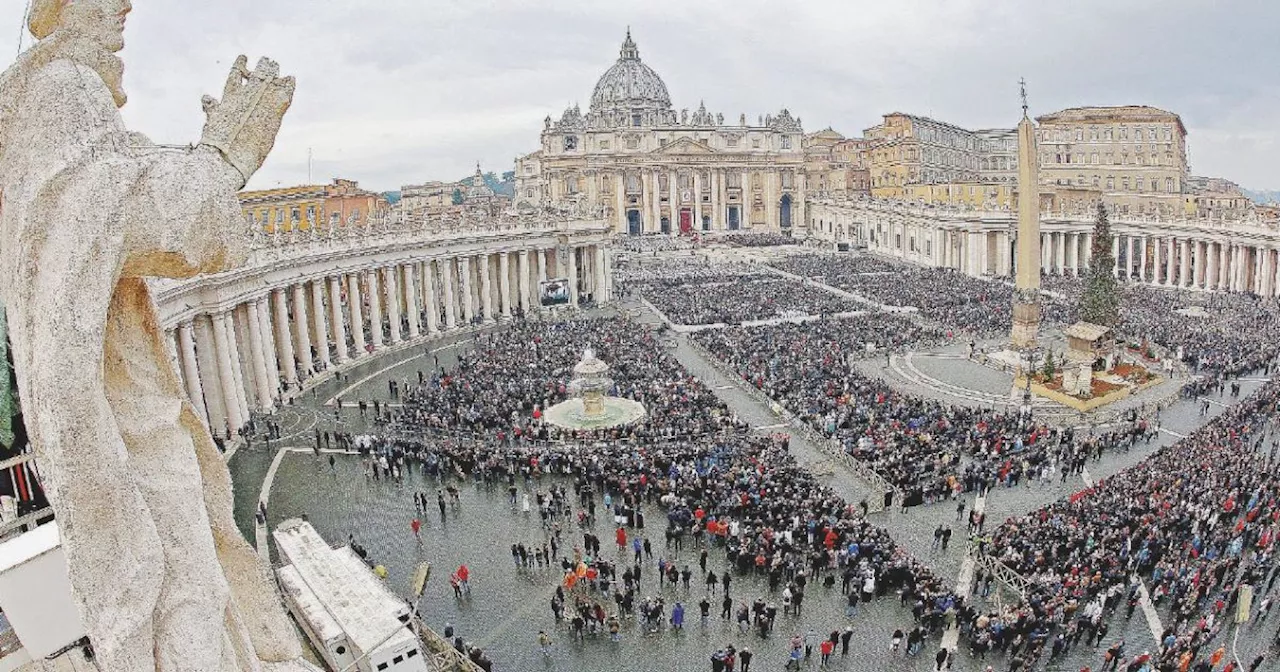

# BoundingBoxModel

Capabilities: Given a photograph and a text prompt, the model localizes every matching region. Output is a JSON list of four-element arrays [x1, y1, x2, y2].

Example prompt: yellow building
[[864, 112, 987, 198], [1035, 105, 1187, 216], [240, 178, 387, 232], [903, 182, 1015, 208]]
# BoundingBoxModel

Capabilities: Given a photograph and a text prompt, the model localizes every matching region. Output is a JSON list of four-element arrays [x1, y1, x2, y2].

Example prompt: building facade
[[865, 113, 991, 197], [1035, 105, 1188, 216], [515, 31, 806, 235], [241, 178, 388, 232]]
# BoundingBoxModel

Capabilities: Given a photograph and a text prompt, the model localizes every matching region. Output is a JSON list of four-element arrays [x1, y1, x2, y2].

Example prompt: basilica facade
[[515, 31, 807, 235]]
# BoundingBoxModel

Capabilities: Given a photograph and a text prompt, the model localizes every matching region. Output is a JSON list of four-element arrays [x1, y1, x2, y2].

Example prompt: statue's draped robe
[[0, 57, 302, 671]]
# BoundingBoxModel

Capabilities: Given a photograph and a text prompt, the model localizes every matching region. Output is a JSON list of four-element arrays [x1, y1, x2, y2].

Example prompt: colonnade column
[[1152, 237, 1164, 285], [441, 258, 458, 329], [1055, 232, 1066, 273], [347, 273, 367, 356], [290, 284, 314, 376], [271, 289, 298, 387], [1138, 237, 1148, 282], [328, 276, 349, 363], [1179, 239, 1191, 288], [176, 322, 207, 425], [211, 311, 245, 433], [255, 299, 280, 397], [384, 266, 402, 345], [192, 316, 227, 436], [244, 302, 273, 411], [518, 250, 531, 314], [1166, 237, 1177, 285], [366, 269, 385, 350], [479, 254, 494, 323], [423, 260, 441, 334], [404, 263, 420, 340], [1193, 242, 1206, 290], [499, 252, 513, 317], [459, 257, 475, 324], [310, 281, 331, 369]]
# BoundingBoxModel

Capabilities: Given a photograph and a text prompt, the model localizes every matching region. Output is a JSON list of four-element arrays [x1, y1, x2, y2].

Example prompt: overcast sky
[[2, 0, 1277, 192]]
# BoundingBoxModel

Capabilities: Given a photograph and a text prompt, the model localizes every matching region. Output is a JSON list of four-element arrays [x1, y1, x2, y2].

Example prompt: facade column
[[1138, 236, 1148, 282], [479, 254, 495, 322], [1253, 246, 1265, 294], [347, 273, 367, 356], [1040, 233, 1050, 272], [309, 281, 332, 369], [1152, 236, 1165, 285], [1055, 232, 1066, 273], [1205, 242, 1217, 290], [614, 172, 626, 233], [423, 260, 441, 334], [537, 248, 548, 283], [243, 302, 273, 411], [1082, 233, 1093, 272], [667, 169, 678, 233], [693, 171, 704, 229], [384, 266, 402, 344], [271, 289, 298, 387], [568, 247, 580, 306], [1125, 236, 1136, 279], [1165, 237, 1176, 285], [499, 252, 513, 317], [328, 276, 349, 363], [211, 311, 246, 433], [192, 316, 227, 437], [640, 172, 653, 232], [441, 258, 458, 329], [1111, 235, 1121, 278], [366, 268, 385, 349], [459, 256, 475, 324], [404, 263, 420, 339], [290, 284, 314, 376], [518, 250, 531, 314], [177, 321, 207, 425], [1066, 233, 1078, 275]]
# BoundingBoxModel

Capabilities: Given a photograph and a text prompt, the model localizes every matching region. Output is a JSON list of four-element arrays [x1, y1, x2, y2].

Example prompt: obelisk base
[[1010, 292, 1041, 351]]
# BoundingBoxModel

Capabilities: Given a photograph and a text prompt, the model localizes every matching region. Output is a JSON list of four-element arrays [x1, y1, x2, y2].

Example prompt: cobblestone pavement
[[229, 309, 1280, 672]]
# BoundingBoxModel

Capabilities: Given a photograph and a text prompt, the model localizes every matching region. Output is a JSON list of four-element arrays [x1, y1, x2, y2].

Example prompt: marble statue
[[0, 1, 314, 671]]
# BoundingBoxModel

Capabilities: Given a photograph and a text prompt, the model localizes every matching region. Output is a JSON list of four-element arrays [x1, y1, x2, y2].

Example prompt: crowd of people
[[717, 232, 798, 248], [692, 317, 1153, 507], [615, 233, 697, 254], [635, 276, 861, 326], [770, 254, 1078, 336]]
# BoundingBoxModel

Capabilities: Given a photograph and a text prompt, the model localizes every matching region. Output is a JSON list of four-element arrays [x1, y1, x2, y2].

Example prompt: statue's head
[[31, 0, 131, 52], [24, 0, 131, 106]]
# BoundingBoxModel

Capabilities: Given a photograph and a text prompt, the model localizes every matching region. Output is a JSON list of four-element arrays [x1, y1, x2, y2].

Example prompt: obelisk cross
[[1019, 77, 1028, 115]]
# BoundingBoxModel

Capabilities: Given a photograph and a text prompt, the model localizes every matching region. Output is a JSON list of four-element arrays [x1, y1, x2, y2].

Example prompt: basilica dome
[[589, 30, 673, 117]]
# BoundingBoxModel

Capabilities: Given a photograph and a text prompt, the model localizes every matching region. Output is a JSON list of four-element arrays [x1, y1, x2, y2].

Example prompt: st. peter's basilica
[[515, 30, 807, 235]]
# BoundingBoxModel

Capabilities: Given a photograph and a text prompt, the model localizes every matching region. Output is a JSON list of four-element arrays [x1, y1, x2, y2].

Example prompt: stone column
[[271, 289, 298, 387], [423, 260, 441, 334], [1179, 239, 1191, 288], [499, 252, 513, 317], [255, 299, 280, 397], [518, 250, 531, 314], [177, 321, 207, 425], [404, 263, 420, 339], [459, 256, 475, 324], [347, 273, 367, 356], [243, 302, 273, 411], [193, 315, 228, 436], [614, 172, 626, 233], [328, 276, 349, 363], [693, 170, 704, 229], [668, 169, 678, 232], [1125, 236, 1136, 279], [568, 246, 580, 306], [225, 311, 252, 426], [441, 257, 458, 329], [1254, 246, 1265, 294], [1067, 233, 1079, 275], [641, 171, 654, 232], [595, 246, 608, 303], [211, 311, 245, 433], [366, 269, 385, 349], [537, 249, 548, 283], [1055, 232, 1066, 273], [1166, 237, 1176, 285], [1222, 243, 1232, 291], [1082, 232, 1093, 272], [1138, 237, 1148, 282], [1192, 241, 1205, 290], [479, 254, 495, 322], [290, 284, 314, 376], [384, 266, 402, 345], [309, 281, 331, 369]]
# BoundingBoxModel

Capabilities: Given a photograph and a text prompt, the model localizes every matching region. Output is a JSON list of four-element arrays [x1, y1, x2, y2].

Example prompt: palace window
[[782, 172, 793, 188], [659, 138, 668, 147], [1093, 176, 1100, 188], [726, 137, 739, 148], [1105, 129, 1113, 141], [1122, 177, 1130, 191], [1107, 176, 1115, 190], [306, 205, 315, 222], [626, 136, 639, 149], [599, 140, 610, 150], [1135, 129, 1143, 142], [1091, 153, 1098, 164], [781, 136, 792, 149], [290, 207, 300, 222], [632, 113, 642, 127], [1076, 129, 1084, 141], [1166, 177, 1175, 192], [752, 139, 761, 149]]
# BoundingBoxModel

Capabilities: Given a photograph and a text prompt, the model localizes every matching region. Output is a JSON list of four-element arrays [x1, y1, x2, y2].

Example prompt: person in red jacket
[[820, 639, 834, 666]]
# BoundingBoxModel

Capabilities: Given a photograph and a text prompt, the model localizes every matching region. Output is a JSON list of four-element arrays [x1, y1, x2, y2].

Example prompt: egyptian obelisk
[[1010, 79, 1041, 350]]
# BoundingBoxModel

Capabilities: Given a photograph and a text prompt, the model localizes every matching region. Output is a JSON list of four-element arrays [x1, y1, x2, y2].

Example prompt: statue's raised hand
[[199, 55, 295, 187]]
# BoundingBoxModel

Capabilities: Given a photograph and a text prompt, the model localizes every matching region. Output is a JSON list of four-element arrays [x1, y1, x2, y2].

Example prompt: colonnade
[[164, 244, 612, 439]]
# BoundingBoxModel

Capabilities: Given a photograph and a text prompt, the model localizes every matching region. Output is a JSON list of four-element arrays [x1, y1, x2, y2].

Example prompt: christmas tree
[[1079, 201, 1120, 326]]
